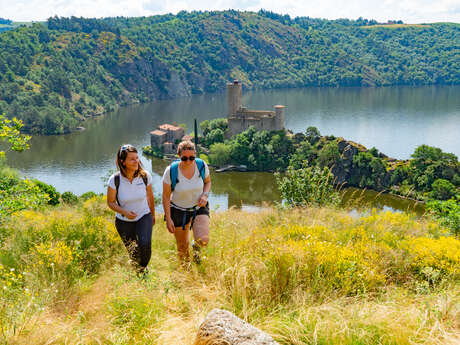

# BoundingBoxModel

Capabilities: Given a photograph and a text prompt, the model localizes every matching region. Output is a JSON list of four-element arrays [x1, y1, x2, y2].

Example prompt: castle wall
[[261, 116, 275, 131], [246, 117, 260, 131], [227, 117, 244, 138]]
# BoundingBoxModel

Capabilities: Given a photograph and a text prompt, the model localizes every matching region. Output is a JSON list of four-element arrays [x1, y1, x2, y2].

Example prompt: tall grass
[[1, 197, 459, 344]]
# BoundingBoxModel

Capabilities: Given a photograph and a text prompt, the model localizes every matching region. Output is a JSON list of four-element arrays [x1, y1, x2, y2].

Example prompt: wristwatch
[[202, 192, 209, 197]]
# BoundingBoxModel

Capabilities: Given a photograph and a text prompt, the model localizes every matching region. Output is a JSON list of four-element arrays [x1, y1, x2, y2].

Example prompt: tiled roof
[[158, 124, 182, 131], [150, 130, 167, 136]]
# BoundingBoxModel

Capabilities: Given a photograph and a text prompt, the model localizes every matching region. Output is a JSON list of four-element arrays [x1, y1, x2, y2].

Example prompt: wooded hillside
[[0, 11, 458, 134]]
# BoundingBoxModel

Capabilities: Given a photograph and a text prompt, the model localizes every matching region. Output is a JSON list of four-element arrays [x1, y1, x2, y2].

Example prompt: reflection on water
[[149, 157, 424, 215], [5, 85, 458, 213], [340, 187, 425, 216], [149, 158, 281, 210]]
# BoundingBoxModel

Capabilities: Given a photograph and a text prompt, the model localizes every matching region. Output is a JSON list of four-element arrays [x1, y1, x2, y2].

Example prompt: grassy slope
[[2, 199, 459, 344]]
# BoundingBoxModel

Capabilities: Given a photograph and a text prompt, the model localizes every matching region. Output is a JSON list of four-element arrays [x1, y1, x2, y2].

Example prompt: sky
[[1, 0, 459, 23]]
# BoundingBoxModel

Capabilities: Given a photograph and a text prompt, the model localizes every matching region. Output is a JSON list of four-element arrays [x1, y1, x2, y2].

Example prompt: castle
[[149, 81, 286, 152], [226, 80, 285, 137]]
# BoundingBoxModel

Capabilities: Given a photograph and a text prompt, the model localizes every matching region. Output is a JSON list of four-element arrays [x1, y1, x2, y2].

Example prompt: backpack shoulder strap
[[195, 158, 206, 183], [141, 173, 148, 186], [114, 172, 121, 205], [170, 160, 180, 192]]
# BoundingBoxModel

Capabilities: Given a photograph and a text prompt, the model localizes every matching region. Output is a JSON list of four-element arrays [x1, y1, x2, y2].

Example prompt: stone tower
[[227, 80, 242, 117], [274, 105, 285, 131]]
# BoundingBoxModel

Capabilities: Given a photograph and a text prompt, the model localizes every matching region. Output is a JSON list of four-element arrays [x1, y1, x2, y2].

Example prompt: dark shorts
[[169, 203, 210, 228]]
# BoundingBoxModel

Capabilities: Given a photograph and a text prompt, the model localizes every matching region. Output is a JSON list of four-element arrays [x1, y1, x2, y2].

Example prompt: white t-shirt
[[108, 171, 153, 222], [162, 162, 210, 209]]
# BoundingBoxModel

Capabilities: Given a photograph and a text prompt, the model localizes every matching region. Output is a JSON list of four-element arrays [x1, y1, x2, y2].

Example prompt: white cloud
[[0, 0, 458, 23]]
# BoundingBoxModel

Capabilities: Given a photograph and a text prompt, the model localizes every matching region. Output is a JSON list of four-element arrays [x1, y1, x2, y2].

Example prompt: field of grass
[[1, 197, 459, 344]]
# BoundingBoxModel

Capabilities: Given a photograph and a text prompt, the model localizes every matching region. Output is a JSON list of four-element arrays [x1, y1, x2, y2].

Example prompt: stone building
[[150, 123, 185, 154], [226, 80, 285, 138]]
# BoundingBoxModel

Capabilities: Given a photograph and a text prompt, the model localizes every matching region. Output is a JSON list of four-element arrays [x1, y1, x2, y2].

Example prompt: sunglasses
[[119, 144, 135, 157], [180, 156, 196, 162]]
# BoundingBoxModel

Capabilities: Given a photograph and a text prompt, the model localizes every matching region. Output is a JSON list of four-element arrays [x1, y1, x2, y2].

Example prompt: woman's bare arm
[[197, 176, 211, 207], [162, 182, 175, 233]]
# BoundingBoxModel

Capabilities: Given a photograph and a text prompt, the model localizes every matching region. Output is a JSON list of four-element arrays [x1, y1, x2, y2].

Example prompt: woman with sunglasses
[[107, 144, 155, 273], [162, 140, 211, 264]]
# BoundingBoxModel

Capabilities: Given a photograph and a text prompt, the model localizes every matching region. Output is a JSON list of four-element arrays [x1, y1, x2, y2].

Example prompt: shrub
[[289, 141, 315, 169], [275, 165, 340, 207], [427, 198, 460, 236], [220, 210, 460, 302], [142, 145, 163, 158], [80, 191, 97, 201], [61, 191, 78, 204], [0, 178, 49, 221], [33, 179, 60, 205]]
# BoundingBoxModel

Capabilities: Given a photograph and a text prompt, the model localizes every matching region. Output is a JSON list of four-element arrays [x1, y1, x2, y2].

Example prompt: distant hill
[[0, 18, 37, 33], [0, 11, 459, 134], [0, 17, 14, 32]]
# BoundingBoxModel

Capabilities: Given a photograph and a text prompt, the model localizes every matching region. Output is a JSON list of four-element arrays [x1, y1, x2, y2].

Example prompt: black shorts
[[169, 203, 210, 228]]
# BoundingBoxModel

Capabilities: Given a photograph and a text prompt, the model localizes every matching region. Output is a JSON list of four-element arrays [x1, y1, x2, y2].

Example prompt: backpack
[[170, 158, 206, 192], [114, 171, 148, 205]]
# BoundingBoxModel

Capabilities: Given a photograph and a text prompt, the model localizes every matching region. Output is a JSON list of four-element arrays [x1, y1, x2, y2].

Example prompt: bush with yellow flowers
[[1, 196, 122, 292], [211, 209, 460, 307]]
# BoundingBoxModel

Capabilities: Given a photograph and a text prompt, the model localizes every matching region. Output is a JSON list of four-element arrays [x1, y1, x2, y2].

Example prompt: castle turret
[[274, 105, 285, 131], [227, 80, 242, 117]]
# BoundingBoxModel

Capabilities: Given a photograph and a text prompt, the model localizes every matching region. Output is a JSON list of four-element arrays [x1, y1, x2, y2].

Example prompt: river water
[[6, 85, 460, 213]]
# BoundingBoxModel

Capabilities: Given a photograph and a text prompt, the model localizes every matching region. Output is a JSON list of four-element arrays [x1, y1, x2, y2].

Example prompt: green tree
[[305, 126, 321, 145], [0, 114, 31, 157], [350, 151, 388, 189], [206, 128, 225, 146], [427, 198, 460, 236], [429, 179, 458, 200], [209, 142, 231, 167], [0, 116, 48, 220], [289, 141, 316, 170], [318, 141, 341, 168]]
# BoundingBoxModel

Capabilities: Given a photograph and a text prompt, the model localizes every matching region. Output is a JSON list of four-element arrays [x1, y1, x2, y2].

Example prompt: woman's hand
[[123, 210, 138, 220], [197, 193, 208, 207], [166, 217, 175, 233]]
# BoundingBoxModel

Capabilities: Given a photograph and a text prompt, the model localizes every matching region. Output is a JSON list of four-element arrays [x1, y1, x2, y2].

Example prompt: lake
[[6, 85, 460, 213]]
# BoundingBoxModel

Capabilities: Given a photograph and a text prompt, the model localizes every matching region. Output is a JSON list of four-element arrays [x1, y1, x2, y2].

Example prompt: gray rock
[[195, 309, 279, 345]]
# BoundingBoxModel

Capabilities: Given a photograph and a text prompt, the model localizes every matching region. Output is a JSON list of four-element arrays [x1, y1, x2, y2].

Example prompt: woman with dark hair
[[162, 140, 211, 264], [107, 144, 155, 273]]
